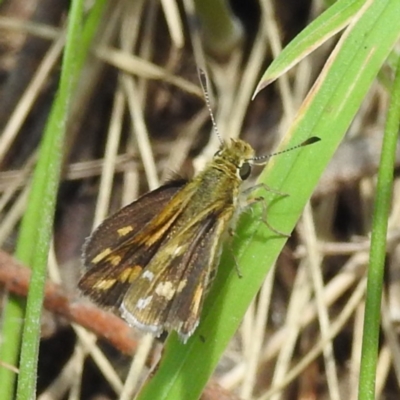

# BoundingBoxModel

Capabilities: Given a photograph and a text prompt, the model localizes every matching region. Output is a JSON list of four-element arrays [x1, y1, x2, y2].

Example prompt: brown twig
[[0, 249, 137, 355]]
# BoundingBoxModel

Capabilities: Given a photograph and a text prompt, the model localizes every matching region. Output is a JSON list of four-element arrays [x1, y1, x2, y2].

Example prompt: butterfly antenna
[[198, 68, 223, 145], [251, 136, 321, 164]]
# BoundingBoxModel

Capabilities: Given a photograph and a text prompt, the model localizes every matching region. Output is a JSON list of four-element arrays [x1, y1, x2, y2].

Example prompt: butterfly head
[[213, 139, 255, 181]]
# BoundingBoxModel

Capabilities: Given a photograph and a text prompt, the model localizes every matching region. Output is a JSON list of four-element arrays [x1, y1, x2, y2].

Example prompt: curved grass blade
[[136, 1, 400, 399], [254, 0, 369, 95]]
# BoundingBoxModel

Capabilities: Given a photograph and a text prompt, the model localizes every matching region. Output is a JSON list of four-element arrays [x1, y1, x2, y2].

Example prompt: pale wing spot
[[136, 296, 153, 310], [109, 255, 122, 266], [142, 270, 154, 281], [117, 226, 133, 237], [119, 267, 133, 282], [93, 278, 116, 290], [191, 285, 204, 315], [91, 248, 112, 264], [155, 281, 175, 300], [128, 265, 143, 282], [177, 279, 187, 293], [172, 245, 184, 257]]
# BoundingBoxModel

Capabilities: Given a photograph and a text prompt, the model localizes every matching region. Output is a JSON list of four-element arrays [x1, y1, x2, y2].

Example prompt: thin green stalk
[[14, 1, 85, 398], [193, 0, 244, 56], [358, 42, 400, 400], [0, 298, 25, 399], [0, 1, 107, 399]]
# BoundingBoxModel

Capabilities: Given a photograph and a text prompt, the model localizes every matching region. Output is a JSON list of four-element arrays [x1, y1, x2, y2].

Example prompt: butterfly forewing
[[83, 180, 187, 266], [78, 181, 187, 307]]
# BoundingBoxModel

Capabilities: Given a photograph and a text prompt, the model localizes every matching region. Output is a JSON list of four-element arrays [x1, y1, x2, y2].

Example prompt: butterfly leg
[[242, 183, 290, 237], [242, 182, 288, 198], [247, 196, 290, 237]]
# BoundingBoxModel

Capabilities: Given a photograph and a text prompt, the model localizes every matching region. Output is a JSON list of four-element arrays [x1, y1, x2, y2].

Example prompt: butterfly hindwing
[[120, 204, 233, 340]]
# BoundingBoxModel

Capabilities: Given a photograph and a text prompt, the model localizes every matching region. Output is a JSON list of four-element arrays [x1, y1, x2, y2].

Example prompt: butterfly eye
[[239, 162, 251, 180]]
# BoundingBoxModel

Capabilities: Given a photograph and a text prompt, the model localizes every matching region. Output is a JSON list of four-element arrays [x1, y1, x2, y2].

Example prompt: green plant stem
[[0, 1, 107, 399], [0, 298, 25, 399], [193, 0, 244, 56], [14, 1, 85, 398], [358, 42, 400, 400]]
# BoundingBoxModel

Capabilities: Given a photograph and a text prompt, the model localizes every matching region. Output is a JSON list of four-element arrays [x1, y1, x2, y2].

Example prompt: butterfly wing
[[78, 180, 187, 307], [83, 180, 187, 263], [120, 203, 234, 341]]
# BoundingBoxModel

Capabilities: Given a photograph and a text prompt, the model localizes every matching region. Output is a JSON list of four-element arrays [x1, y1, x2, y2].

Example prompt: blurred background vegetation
[[0, 0, 400, 399]]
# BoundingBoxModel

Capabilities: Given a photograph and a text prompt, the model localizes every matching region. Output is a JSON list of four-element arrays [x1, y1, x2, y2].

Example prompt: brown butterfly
[[78, 70, 320, 342]]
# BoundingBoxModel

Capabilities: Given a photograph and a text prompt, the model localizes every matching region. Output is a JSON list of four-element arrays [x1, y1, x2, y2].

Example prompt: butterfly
[[78, 70, 320, 342]]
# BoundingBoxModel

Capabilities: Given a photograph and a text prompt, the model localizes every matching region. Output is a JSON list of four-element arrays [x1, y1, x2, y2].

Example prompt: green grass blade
[[14, 2, 86, 398], [358, 38, 400, 400], [0, 3, 109, 396], [136, 1, 400, 399], [254, 0, 366, 93], [0, 1, 107, 399], [0, 298, 25, 399]]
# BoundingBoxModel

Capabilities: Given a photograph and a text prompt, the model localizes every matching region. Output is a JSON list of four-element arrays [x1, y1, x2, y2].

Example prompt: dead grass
[[0, 0, 399, 399]]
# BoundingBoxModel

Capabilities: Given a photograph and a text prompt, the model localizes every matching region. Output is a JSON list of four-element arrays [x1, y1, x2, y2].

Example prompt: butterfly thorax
[[170, 138, 255, 228]]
